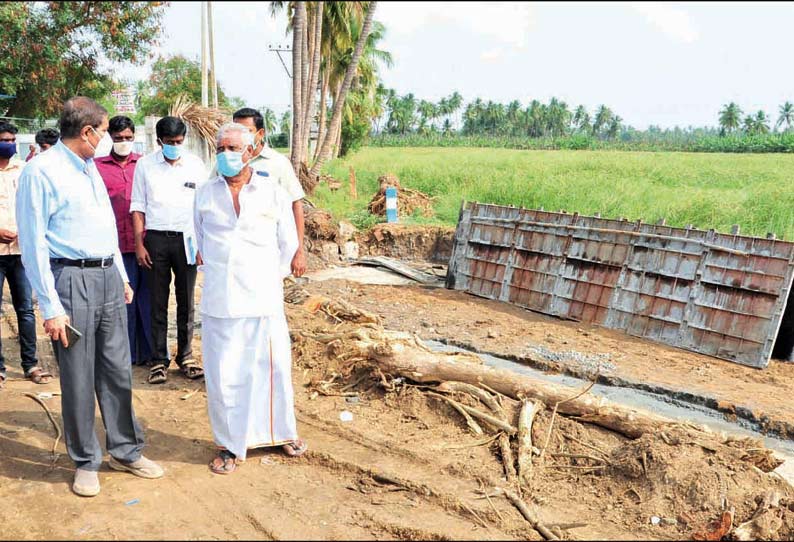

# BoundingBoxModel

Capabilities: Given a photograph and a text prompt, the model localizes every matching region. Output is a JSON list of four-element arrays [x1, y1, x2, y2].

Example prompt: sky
[[121, 1, 794, 130]]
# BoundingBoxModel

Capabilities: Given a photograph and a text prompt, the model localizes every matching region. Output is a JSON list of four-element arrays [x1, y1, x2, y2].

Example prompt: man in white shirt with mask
[[130, 116, 206, 385], [232, 108, 306, 277], [195, 122, 306, 475]]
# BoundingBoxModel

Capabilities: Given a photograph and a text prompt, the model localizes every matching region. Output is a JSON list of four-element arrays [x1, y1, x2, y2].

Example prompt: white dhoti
[[202, 313, 297, 460]]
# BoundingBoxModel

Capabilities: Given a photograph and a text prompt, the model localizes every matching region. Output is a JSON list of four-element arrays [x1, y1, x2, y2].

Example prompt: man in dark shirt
[[95, 116, 152, 365]]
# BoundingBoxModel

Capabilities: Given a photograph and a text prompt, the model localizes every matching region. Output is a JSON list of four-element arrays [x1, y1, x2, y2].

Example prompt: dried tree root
[[497, 433, 517, 484], [500, 488, 560, 540], [427, 392, 484, 435], [437, 381, 504, 416], [23, 392, 62, 457], [518, 400, 542, 486]]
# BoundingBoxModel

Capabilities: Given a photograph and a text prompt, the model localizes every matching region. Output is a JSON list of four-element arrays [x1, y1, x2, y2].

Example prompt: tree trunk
[[303, 1, 323, 163], [313, 70, 329, 162], [300, 5, 310, 161], [290, 1, 306, 173], [309, 1, 378, 177], [319, 327, 680, 440]]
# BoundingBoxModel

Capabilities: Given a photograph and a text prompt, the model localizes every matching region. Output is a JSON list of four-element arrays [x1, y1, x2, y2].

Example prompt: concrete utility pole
[[268, 43, 293, 153], [207, 1, 218, 108], [200, 1, 208, 107]]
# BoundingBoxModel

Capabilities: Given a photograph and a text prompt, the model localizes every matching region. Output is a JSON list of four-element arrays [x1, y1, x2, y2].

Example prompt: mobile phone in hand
[[65, 323, 82, 348]]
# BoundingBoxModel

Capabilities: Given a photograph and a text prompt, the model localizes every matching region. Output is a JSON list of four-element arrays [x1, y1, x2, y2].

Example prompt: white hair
[[216, 122, 254, 147]]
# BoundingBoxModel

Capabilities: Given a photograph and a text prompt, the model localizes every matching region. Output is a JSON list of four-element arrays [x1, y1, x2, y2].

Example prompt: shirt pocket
[[239, 209, 279, 247]]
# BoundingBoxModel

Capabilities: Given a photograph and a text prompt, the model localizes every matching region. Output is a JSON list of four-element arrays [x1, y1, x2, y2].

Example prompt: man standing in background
[[232, 108, 307, 277], [25, 128, 60, 161], [131, 116, 205, 385], [0, 121, 48, 389], [96, 116, 152, 366]]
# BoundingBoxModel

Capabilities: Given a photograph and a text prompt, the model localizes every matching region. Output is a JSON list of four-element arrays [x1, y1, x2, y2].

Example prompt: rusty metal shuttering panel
[[446, 202, 794, 368]]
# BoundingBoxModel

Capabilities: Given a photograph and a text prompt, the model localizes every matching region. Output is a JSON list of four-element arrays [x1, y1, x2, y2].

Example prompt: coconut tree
[[572, 105, 590, 133], [417, 99, 435, 134], [592, 105, 612, 137], [742, 115, 756, 134], [313, 1, 378, 174], [607, 114, 622, 139], [447, 91, 463, 131], [753, 110, 770, 134], [718, 102, 742, 134], [777, 102, 794, 132]]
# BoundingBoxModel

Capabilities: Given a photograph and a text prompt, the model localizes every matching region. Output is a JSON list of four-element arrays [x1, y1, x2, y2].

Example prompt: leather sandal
[[209, 449, 238, 475], [25, 366, 53, 385], [282, 438, 308, 457], [148, 364, 167, 385], [179, 360, 204, 380]]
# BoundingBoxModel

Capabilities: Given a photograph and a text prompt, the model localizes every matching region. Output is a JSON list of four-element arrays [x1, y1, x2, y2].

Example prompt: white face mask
[[113, 141, 134, 157]]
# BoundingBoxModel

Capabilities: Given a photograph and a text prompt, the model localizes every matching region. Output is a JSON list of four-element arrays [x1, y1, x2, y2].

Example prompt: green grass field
[[315, 147, 794, 239]]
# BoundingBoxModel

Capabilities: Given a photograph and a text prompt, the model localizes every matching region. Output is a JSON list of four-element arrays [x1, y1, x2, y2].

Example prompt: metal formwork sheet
[[446, 202, 794, 368]]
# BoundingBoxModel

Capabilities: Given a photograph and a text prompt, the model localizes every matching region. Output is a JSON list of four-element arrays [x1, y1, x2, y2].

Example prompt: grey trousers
[[52, 262, 144, 471]]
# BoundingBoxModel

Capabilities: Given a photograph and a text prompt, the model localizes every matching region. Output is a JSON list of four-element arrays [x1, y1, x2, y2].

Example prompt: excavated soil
[[3, 244, 794, 539]]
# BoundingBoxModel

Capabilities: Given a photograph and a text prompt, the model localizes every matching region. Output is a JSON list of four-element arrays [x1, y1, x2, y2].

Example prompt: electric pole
[[200, 1, 208, 108], [207, 1, 218, 108]]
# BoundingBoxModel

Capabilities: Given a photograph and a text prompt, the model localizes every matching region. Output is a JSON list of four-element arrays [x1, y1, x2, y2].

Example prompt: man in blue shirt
[[16, 96, 164, 497]]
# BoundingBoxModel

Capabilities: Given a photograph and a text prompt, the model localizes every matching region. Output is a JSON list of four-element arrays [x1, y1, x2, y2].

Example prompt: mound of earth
[[367, 173, 434, 219]]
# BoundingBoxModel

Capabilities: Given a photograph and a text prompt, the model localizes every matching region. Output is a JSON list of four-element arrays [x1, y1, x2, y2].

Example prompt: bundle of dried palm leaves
[[169, 94, 229, 151]]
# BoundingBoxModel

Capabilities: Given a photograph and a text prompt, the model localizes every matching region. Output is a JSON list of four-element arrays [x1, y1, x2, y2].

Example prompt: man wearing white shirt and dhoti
[[195, 123, 307, 475]]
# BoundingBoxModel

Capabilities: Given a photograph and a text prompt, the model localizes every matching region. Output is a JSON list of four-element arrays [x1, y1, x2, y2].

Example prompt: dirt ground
[[3, 247, 794, 539]]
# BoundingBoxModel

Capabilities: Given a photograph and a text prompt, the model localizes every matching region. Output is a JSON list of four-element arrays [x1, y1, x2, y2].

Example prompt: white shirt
[[250, 146, 305, 202], [194, 169, 298, 319], [130, 149, 207, 232]]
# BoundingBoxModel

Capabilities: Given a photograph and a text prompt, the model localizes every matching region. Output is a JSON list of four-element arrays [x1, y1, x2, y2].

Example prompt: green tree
[[718, 102, 742, 134], [592, 105, 613, 137], [573, 105, 590, 133], [753, 110, 770, 134], [136, 55, 241, 116], [0, 2, 166, 117], [777, 102, 794, 132]]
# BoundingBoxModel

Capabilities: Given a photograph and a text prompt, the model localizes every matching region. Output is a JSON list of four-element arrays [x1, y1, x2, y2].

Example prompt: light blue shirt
[[16, 141, 129, 319]]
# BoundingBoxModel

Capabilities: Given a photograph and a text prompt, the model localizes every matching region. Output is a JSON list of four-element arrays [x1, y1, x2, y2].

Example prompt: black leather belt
[[147, 230, 183, 238], [51, 257, 114, 269]]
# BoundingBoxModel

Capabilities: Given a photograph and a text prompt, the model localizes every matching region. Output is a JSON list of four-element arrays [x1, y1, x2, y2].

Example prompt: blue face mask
[[216, 150, 249, 177], [160, 141, 181, 160], [0, 142, 17, 159]]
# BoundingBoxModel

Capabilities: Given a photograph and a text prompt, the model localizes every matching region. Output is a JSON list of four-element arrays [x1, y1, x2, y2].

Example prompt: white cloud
[[630, 2, 699, 44], [378, 1, 536, 48]]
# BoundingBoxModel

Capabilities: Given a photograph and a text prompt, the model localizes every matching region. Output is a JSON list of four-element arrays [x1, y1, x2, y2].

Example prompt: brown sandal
[[25, 367, 53, 385], [209, 450, 238, 475], [179, 360, 204, 380], [148, 364, 167, 385], [282, 438, 308, 457]]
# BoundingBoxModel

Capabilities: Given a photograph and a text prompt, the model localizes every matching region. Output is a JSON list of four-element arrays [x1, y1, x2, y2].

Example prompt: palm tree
[[753, 110, 770, 134], [742, 115, 756, 134], [718, 102, 742, 134], [607, 115, 622, 139], [311, 1, 378, 175], [572, 105, 590, 133], [777, 102, 794, 132], [417, 99, 435, 134], [592, 105, 612, 137], [261, 107, 278, 134], [447, 91, 463, 131]]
